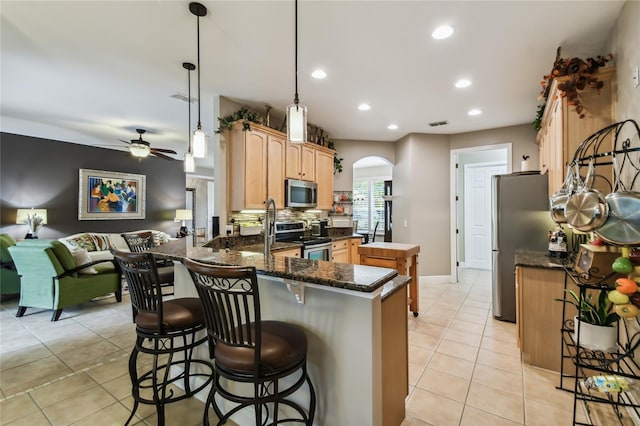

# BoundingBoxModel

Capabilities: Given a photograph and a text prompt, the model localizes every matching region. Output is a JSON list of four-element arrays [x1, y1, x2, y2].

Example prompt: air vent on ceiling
[[170, 92, 195, 103], [429, 120, 449, 127]]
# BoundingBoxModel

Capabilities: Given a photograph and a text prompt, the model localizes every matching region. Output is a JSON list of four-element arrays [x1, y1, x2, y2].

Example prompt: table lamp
[[16, 208, 47, 239], [175, 209, 192, 238]]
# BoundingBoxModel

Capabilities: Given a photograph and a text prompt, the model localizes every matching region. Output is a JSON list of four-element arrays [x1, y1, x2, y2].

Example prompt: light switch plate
[[633, 66, 639, 88], [225, 225, 233, 235]]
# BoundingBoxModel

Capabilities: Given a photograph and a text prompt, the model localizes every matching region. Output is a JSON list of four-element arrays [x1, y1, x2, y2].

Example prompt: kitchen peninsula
[[149, 239, 412, 426]]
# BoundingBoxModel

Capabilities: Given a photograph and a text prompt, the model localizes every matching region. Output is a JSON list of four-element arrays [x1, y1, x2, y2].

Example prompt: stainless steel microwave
[[285, 179, 317, 208]]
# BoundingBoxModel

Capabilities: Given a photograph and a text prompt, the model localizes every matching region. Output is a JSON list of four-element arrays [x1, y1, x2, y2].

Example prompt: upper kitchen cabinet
[[315, 147, 335, 210], [228, 121, 286, 211], [537, 67, 616, 196], [286, 142, 315, 181]]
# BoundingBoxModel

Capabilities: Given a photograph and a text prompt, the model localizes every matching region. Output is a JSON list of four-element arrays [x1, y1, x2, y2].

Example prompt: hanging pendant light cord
[[196, 13, 202, 128], [188, 67, 192, 150], [294, 0, 299, 108]]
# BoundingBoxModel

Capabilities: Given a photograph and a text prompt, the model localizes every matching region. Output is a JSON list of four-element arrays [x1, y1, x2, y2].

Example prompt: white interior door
[[463, 163, 507, 269]]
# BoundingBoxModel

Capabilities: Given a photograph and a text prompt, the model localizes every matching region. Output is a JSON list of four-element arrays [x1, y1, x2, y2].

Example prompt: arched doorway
[[353, 156, 393, 242]]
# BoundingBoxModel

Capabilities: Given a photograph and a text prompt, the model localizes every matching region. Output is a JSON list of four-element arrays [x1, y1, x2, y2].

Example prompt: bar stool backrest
[[184, 259, 262, 368], [112, 249, 164, 329], [122, 232, 155, 252]]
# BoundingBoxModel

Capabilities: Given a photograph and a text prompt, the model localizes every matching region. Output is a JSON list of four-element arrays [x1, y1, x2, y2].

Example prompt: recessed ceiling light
[[455, 79, 472, 88], [311, 69, 327, 79], [358, 103, 371, 111], [387, 124, 398, 130], [468, 108, 482, 116], [432, 25, 454, 40]]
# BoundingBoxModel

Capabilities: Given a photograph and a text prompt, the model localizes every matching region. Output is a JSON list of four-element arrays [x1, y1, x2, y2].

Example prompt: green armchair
[[0, 234, 20, 298], [8, 240, 122, 321]]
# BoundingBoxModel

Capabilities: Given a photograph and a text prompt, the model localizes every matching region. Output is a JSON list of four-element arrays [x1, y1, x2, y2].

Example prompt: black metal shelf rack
[[558, 263, 640, 425]]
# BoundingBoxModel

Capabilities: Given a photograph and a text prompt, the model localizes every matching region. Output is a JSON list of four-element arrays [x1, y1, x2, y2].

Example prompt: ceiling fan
[[118, 129, 177, 160]]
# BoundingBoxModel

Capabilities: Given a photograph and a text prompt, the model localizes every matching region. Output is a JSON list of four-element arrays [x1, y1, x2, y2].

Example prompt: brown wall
[[0, 132, 186, 240]]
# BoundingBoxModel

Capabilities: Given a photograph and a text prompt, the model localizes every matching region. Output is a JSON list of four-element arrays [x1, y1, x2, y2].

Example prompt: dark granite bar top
[[149, 239, 398, 293], [381, 275, 411, 300], [515, 250, 570, 270]]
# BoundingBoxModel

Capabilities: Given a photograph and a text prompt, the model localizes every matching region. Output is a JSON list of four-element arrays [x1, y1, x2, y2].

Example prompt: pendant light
[[189, 2, 207, 158], [183, 62, 196, 173], [286, 0, 307, 144]]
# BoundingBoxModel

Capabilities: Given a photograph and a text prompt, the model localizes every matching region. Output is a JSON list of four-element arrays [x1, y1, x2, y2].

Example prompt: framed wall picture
[[78, 169, 146, 220]]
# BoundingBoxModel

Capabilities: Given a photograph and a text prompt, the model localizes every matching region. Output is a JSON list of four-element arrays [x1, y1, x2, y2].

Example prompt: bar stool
[[112, 249, 213, 425], [121, 231, 174, 296], [183, 258, 316, 426]]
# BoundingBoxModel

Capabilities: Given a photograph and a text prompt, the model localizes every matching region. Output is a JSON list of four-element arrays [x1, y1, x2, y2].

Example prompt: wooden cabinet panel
[[273, 248, 301, 258], [537, 67, 616, 196], [332, 239, 349, 263], [228, 122, 285, 211], [349, 237, 361, 265], [516, 266, 578, 372], [286, 143, 315, 181], [315, 149, 334, 211], [301, 145, 315, 181]]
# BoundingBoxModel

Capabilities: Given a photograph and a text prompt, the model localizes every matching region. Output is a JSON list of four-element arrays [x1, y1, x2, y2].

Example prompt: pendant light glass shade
[[130, 143, 151, 157], [192, 127, 206, 158], [184, 152, 195, 172], [286, 102, 307, 143]]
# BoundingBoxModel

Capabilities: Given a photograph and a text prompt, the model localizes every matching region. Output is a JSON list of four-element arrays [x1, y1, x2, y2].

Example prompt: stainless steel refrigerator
[[491, 172, 555, 322]]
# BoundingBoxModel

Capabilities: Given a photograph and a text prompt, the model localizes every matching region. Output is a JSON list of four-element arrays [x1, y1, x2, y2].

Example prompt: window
[[353, 178, 386, 235]]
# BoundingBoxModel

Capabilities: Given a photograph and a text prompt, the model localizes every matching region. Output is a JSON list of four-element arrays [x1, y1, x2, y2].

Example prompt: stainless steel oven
[[302, 240, 332, 261]]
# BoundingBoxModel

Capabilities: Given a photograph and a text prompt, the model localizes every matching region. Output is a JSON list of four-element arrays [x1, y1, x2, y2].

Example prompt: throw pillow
[[71, 248, 98, 274], [91, 234, 111, 251], [66, 233, 97, 252], [152, 231, 171, 246]]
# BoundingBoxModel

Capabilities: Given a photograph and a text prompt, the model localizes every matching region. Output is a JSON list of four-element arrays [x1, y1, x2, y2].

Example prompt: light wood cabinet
[[228, 122, 285, 211], [536, 67, 616, 196], [349, 237, 361, 264], [272, 248, 301, 258], [516, 265, 578, 372], [331, 239, 349, 263], [315, 148, 335, 211], [286, 143, 315, 181]]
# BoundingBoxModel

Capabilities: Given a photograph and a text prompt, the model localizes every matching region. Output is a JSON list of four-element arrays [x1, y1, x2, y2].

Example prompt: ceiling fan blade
[[118, 139, 132, 145], [150, 151, 175, 161], [151, 148, 178, 154]]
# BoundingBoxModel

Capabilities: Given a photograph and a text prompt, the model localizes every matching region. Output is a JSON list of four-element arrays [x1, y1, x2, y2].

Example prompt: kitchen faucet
[[264, 198, 276, 256]]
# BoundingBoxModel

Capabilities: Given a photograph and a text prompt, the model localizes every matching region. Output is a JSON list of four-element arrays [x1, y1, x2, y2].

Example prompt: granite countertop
[[515, 250, 571, 270], [149, 239, 398, 293], [381, 275, 411, 300]]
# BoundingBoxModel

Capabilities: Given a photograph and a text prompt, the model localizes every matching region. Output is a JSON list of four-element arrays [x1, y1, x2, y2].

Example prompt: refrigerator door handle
[[491, 175, 500, 251], [492, 250, 501, 319]]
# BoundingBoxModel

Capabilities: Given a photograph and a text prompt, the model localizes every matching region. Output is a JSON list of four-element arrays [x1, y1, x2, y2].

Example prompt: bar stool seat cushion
[[215, 320, 308, 373], [136, 297, 204, 331], [156, 265, 174, 284]]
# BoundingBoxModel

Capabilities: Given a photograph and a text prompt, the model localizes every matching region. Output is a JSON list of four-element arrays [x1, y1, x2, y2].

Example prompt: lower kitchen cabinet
[[331, 239, 349, 263], [515, 265, 578, 372], [349, 237, 361, 264], [272, 248, 301, 258]]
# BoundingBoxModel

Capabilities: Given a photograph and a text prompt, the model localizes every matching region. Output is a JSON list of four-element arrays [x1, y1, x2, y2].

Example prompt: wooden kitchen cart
[[358, 242, 420, 316]]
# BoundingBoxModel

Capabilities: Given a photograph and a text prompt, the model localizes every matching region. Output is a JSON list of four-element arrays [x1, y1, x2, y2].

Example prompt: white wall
[[609, 0, 640, 123]]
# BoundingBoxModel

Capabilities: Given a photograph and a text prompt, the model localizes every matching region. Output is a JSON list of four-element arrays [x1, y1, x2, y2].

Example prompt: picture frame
[[78, 168, 146, 220]]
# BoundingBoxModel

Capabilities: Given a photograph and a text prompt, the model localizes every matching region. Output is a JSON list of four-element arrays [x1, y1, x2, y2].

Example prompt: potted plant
[[561, 289, 619, 351], [215, 108, 264, 134], [533, 49, 613, 130]]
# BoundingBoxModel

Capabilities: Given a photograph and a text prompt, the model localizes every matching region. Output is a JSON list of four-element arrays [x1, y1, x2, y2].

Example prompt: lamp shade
[[175, 209, 193, 221], [286, 103, 307, 143], [192, 128, 206, 158], [16, 208, 47, 225]]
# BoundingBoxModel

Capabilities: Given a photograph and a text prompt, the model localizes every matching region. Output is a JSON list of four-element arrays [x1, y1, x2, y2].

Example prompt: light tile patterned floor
[[0, 269, 606, 425]]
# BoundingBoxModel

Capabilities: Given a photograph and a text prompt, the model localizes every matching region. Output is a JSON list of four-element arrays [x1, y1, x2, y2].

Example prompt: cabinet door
[[300, 145, 315, 181], [285, 143, 302, 180], [315, 149, 334, 210], [244, 130, 268, 209], [332, 249, 349, 264], [273, 248, 300, 258], [267, 134, 286, 209], [349, 238, 361, 264]]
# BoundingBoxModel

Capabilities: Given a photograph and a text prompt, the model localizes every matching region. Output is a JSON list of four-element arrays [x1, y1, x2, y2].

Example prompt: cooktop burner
[[298, 237, 331, 246]]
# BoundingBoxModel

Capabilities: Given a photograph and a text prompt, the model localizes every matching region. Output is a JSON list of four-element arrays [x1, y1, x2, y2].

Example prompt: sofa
[[58, 230, 173, 263], [0, 233, 20, 297], [9, 240, 123, 321]]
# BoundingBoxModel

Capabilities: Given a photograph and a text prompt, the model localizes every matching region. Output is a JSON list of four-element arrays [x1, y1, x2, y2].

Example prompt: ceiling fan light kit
[[183, 62, 196, 173], [286, 0, 307, 144], [130, 142, 151, 158], [190, 2, 207, 158]]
